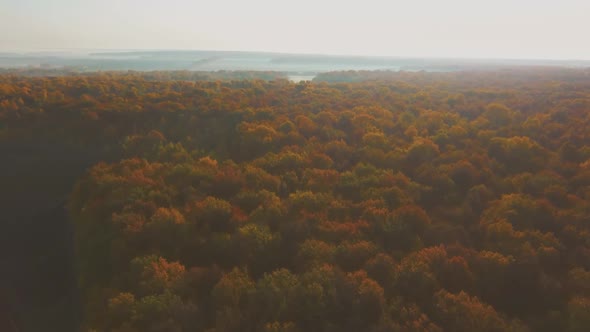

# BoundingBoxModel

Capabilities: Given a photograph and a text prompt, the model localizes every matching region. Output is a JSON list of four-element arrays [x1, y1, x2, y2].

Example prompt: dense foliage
[[3, 68, 590, 331]]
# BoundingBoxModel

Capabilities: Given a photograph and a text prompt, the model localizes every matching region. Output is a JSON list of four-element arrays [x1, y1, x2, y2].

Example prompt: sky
[[1, 0, 590, 60]]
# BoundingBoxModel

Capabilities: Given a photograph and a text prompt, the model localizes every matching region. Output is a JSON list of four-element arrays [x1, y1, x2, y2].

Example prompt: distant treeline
[[0, 68, 288, 81], [314, 67, 590, 83]]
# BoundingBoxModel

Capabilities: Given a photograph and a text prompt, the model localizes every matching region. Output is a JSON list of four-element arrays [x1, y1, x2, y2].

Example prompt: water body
[[288, 74, 316, 82]]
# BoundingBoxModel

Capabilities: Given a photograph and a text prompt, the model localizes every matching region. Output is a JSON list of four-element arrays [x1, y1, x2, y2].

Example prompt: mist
[[2, 0, 590, 60]]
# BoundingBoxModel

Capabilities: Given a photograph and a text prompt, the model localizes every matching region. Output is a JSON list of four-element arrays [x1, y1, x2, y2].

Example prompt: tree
[[567, 297, 590, 332], [190, 196, 234, 233], [433, 290, 527, 332], [130, 255, 186, 295], [213, 268, 255, 331], [253, 269, 300, 323], [488, 136, 548, 174]]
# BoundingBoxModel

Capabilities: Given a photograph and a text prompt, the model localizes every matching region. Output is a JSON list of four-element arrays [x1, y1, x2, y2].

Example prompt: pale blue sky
[[1, 0, 589, 59]]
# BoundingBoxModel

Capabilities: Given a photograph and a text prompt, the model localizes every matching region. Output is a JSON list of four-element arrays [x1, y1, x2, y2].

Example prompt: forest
[[2, 68, 590, 331]]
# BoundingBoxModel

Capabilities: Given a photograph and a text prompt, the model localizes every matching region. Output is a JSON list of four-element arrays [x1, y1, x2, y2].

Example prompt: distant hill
[[2, 49, 589, 74]]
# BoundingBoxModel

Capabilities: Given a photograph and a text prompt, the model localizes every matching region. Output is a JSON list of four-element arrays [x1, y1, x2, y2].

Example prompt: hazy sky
[[2, 0, 590, 59]]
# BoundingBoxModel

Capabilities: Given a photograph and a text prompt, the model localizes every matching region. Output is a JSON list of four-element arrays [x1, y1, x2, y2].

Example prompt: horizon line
[[2, 47, 590, 63]]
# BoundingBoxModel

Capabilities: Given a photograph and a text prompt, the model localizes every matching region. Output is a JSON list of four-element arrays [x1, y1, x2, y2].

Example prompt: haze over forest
[[3, 1, 590, 332], [3, 50, 590, 79]]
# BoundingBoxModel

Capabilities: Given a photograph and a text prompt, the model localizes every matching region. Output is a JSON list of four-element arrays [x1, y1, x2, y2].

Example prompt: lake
[[288, 74, 316, 82]]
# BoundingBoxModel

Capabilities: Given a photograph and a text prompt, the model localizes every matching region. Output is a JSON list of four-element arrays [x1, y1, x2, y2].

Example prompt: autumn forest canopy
[[3, 68, 590, 331]]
